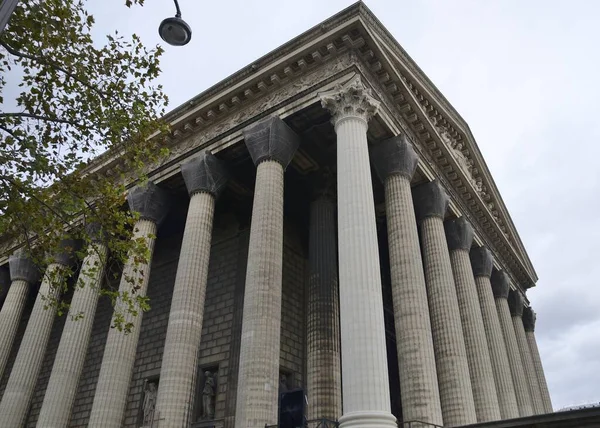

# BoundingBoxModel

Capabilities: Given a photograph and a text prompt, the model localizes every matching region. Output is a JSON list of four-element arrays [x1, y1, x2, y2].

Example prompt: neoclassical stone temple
[[0, 3, 553, 428]]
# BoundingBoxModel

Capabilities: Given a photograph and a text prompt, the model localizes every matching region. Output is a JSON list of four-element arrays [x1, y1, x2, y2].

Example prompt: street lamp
[[159, 0, 192, 46]]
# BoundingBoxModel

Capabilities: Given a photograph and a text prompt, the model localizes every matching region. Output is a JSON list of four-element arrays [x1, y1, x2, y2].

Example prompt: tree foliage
[[0, 0, 170, 331]]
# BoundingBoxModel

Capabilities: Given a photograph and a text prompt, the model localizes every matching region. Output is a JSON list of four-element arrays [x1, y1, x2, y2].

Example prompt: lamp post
[[158, 0, 192, 46]]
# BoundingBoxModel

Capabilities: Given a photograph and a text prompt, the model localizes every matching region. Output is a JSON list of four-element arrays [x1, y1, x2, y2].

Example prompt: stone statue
[[142, 380, 157, 426], [279, 373, 288, 395], [202, 371, 215, 419]]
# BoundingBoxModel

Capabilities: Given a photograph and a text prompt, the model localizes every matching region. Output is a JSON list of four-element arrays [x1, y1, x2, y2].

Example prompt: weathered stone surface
[[88, 219, 158, 428], [155, 190, 217, 427], [127, 181, 170, 226], [0, 279, 29, 381], [9, 249, 39, 284], [420, 214, 477, 425], [445, 217, 474, 251], [319, 74, 380, 126], [470, 247, 494, 278], [235, 160, 286, 428], [242, 116, 300, 168], [524, 309, 553, 414], [508, 290, 524, 317], [379, 172, 443, 425], [321, 75, 396, 428], [85, 221, 107, 242], [523, 307, 536, 332], [494, 283, 534, 417], [370, 134, 418, 181], [306, 196, 342, 421], [0, 262, 67, 426], [51, 239, 78, 267], [511, 304, 545, 415], [448, 233, 501, 422], [37, 242, 108, 427], [181, 151, 229, 197], [413, 180, 450, 222], [491, 269, 510, 299], [474, 271, 520, 419]]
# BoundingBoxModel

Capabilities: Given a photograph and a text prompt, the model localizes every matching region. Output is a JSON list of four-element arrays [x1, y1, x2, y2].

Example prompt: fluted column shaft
[[156, 151, 228, 428], [155, 153, 226, 427], [509, 292, 544, 415], [497, 300, 533, 416], [235, 160, 285, 427], [155, 192, 214, 426], [336, 117, 391, 422], [420, 218, 476, 426], [0, 262, 68, 427], [0, 280, 29, 378], [371, 136, 442, 426], [306, 196, 342, 421], [526, 332, 552, 412], [523, 307, 552, 413], [88, 219, 157, 427], [37, 242, 108, 427], [470, 248, 519, 420], [234, 115, 299, 428], [321, 76, 396, 428], [512, 317, 544, 414], [492, 271, 533, 417], [0, 252, 38, 380], [414, 182, 476, 427], [445, 218, 500, 422]]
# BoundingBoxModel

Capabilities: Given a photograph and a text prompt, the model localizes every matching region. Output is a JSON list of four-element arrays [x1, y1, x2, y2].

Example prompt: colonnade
[[0, 76, 552, 428]]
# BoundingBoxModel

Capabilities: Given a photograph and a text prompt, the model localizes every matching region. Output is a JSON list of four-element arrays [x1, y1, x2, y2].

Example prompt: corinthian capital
[[319, 75, 380, 126]]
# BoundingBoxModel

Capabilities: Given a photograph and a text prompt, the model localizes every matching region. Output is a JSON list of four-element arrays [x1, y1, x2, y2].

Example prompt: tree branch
[[0, 175, 72, 225], [0, 40, 107, 99], [0, 112, 80, 126]]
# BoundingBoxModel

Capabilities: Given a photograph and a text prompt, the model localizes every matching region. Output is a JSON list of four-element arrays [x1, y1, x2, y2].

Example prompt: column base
[[339, 411, 397, 428]]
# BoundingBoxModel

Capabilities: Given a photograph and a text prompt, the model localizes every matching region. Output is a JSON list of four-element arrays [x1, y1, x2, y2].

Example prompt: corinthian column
[[306, 186, 342, 421], [0, 250, 38, 380], [88, 182, 170, 428], [319, 75, 396, 428], [508, 291, 545, 414], [413, 181, 477, 426], [470, 247, 519, 419], [491, 269, 533, 417], [445, 217, 500, 422], [0, 240, 76, 427], [370, 135, 443, 426], [234, 116, 299, 428], [155, 153, 228, 427], [37, 227, 108, 428], [523, 307, 553, 413]]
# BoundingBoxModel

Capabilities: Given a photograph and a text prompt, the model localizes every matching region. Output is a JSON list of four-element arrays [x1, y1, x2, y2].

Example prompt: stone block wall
[[280, 233, 306, 389]]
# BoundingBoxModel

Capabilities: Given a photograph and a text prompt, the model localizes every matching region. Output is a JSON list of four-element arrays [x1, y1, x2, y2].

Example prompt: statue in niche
[[142, 380, 158, 426], [279, 373, 289, 395], [202, 370, 216, 420]]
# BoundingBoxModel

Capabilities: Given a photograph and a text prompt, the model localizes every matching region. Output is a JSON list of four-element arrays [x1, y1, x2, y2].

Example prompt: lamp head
[[158, 15, 192, 46]]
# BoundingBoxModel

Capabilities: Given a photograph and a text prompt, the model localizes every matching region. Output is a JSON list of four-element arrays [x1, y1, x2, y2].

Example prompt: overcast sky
[[86, 0, 600, 411]]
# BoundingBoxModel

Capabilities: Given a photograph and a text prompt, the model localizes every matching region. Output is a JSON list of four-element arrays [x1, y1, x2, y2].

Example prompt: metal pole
[[0, 0, 19, 34]]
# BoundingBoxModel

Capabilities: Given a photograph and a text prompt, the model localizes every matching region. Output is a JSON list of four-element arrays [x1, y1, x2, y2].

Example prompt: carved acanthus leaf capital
[[319, 75, 380, 126]]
